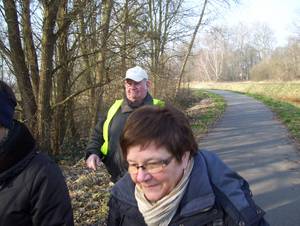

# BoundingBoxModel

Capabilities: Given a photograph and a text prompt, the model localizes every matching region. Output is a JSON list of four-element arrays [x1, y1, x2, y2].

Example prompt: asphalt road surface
[[199, 90, 300, 226]]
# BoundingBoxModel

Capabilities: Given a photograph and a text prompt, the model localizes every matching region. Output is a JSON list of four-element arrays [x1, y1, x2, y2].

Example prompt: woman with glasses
[[107, 104, 269, 226]]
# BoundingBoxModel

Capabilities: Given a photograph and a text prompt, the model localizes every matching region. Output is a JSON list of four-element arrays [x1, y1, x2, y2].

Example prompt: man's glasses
[[124, 155, 174, 174], [124, 80, 144, 89]]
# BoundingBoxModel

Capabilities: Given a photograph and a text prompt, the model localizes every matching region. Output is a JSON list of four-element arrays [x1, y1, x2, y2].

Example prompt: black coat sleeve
[[84, 111, 108, 160], [107, 196, 123, 226], [30, 155, 74, 226]]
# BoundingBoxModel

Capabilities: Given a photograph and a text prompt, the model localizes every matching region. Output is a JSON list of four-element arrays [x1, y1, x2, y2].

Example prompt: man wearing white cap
[[85, 66, 164, 183]]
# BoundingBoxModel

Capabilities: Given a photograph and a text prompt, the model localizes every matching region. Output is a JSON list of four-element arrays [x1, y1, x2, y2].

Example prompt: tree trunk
[[91, 0, 113, 132], [22, 0, 40, 104], [66, 99, 77, 138], [121, 0, 129, 72], [3, 0, 38, 133], [175, 0, 207, 95], [53, 0, 69, 155], [38, 0, 61, 155], [79, 7, 94, 133]]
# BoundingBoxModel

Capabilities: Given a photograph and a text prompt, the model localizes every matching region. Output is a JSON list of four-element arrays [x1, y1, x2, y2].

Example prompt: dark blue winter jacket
[[107, 150, 269, 226]]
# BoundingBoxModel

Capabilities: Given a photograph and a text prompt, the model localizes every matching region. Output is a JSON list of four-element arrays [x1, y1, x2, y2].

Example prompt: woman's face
[[0, 126, 8, 143], [126, 141, 190, 201]]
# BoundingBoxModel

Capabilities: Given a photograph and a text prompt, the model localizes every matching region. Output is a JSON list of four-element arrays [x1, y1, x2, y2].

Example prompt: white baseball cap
[[123, 66, 148, 82]]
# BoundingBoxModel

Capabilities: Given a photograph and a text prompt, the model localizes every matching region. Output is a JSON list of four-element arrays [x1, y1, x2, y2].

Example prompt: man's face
[[124, 79, 150, 103]]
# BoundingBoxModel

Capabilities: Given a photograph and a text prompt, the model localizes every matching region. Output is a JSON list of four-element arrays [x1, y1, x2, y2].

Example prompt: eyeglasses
[[124, 155, 174, 174], [124, 80, 144, 89]]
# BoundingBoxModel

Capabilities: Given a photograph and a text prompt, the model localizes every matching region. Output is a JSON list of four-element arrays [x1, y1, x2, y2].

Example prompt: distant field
[[186, 81, 300, 107]]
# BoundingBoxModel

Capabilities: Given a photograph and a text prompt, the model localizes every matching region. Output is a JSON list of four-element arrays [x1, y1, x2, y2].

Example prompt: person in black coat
[[0, 80, 74, 226]]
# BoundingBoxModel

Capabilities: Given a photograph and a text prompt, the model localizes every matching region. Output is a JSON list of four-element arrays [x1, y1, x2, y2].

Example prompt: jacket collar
[[121, 93, 152, 113], [0, 120, 37, 182], [178, 152, 215, 216]]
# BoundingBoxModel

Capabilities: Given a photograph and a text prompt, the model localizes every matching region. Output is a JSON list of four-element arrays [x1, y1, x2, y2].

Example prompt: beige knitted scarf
[[135, 157, 194, 226]]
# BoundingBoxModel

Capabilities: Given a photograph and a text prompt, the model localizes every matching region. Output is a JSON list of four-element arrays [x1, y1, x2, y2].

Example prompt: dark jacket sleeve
[[84, 111, 108, 160], [240, 180, 270, 226], [30, 155, 74, 226], [199, 150, 269, 226], [107, 203, 122, 226]]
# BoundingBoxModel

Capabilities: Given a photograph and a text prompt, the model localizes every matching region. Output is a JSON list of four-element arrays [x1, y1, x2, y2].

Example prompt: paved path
[[199, 90, 300, 226]]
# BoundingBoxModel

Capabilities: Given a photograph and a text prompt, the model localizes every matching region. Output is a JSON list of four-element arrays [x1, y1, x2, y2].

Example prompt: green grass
[[188, 90, 226, 141]]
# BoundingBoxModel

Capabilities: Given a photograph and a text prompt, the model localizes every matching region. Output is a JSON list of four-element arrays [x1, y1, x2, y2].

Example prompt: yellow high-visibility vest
[[100, 99, 164, 155]]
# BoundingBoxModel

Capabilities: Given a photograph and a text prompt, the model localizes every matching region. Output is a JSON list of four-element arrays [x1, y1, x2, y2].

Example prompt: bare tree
[[252, 21, 276, 60], [52, 0, 70, 155], [175, 0, 207, 95], [229, 22, 253, 80], [195, 27, 226, 82], [289, 8, 300, 38], [1, 0, 103, 155], [22, 0, 40, 103], [89, 0, 114, 131], [3, 0, 38, 133], [147, 0, 185, 96]]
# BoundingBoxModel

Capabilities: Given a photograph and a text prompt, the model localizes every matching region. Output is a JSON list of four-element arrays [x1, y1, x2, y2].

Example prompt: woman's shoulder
[[197, 150, 269, 225], [112, 173, 136, 199], [110, 173, 138, 207]]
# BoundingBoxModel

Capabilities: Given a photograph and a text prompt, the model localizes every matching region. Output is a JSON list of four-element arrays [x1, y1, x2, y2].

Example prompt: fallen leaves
[[61, 158, 113, 226]]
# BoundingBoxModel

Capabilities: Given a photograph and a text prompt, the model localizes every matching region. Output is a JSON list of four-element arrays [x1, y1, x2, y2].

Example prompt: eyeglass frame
[[123, 155, 174, 175], [124, 79, 147, 89]]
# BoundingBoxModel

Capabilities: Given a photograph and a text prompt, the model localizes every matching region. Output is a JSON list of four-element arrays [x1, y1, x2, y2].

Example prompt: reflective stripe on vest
[[100, 98, 164, 156]]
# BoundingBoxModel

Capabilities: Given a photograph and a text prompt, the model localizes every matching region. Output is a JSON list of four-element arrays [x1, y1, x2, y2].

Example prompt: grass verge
[[186, 81, 300, 108], [185, 90, 226, 142]]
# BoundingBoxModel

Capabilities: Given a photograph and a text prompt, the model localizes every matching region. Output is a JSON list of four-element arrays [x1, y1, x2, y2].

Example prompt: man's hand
[[86, 154, 100, 170]]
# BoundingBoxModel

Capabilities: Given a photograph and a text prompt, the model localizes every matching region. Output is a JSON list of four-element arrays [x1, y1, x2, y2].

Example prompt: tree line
[[189, 10, 300, 82]]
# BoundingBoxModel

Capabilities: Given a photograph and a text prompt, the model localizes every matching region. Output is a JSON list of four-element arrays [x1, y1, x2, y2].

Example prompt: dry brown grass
[[185, 81, 300, 107]]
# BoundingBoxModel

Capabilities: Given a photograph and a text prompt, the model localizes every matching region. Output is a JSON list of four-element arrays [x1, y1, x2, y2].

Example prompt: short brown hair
[[119, 104, 198, 163]]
